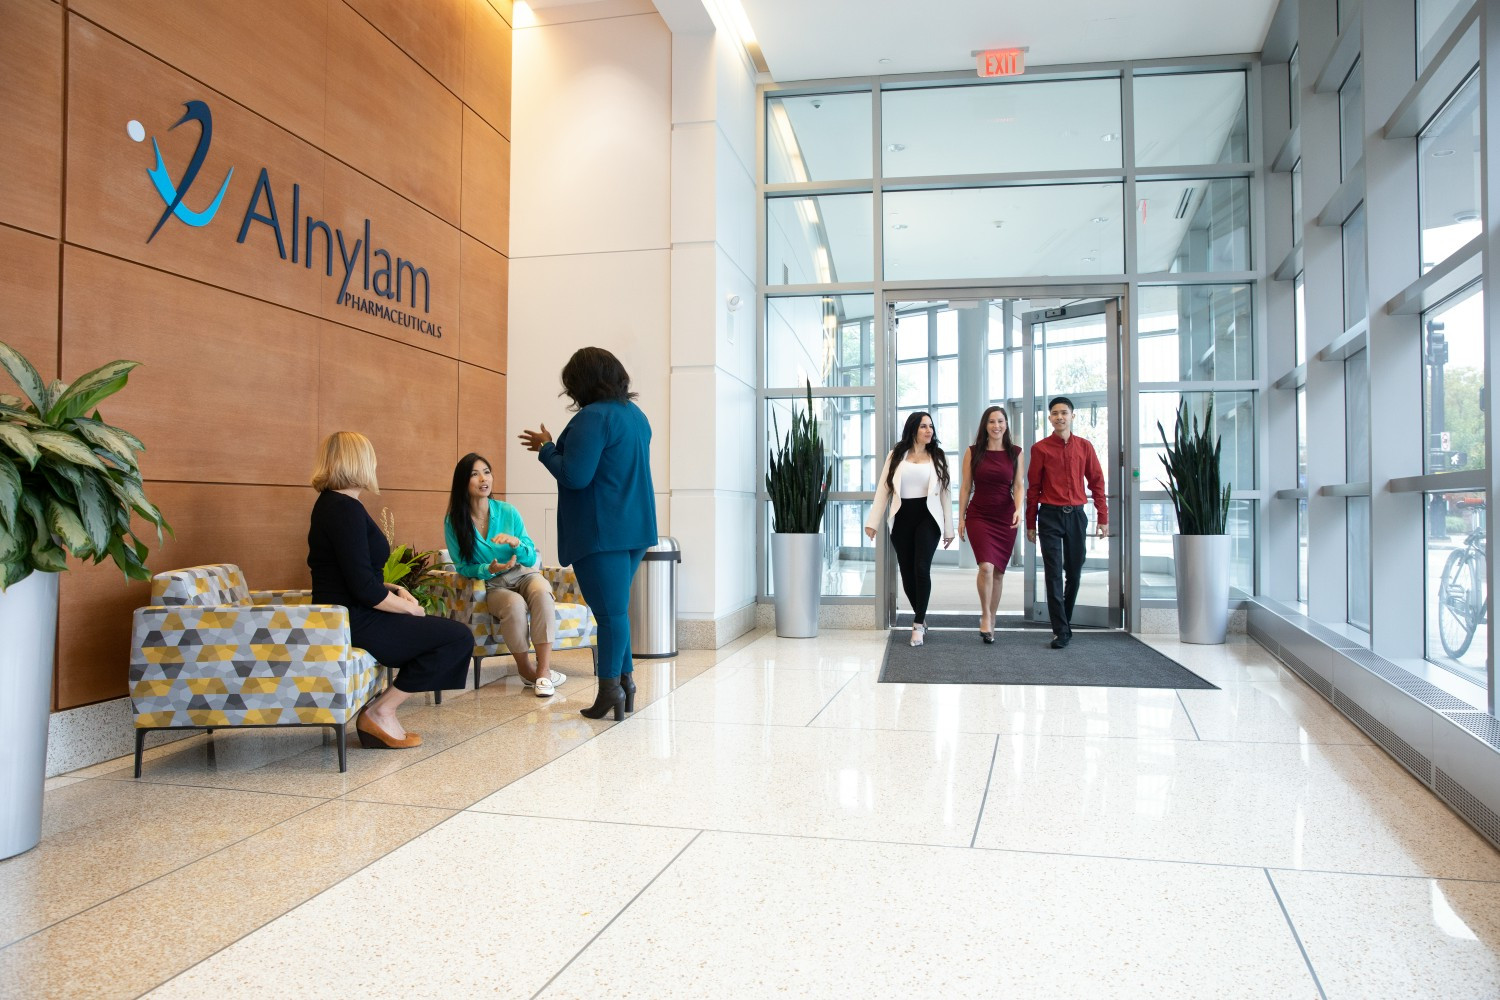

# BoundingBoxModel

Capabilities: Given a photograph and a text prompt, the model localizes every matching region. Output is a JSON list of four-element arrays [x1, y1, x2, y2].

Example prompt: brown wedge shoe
[[356, 710, 422, 749]]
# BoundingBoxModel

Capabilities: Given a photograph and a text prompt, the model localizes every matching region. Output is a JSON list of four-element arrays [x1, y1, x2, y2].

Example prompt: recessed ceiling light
[[1453, 210, 1480, 223], [891, 223, 908, 230], [1100, 133, 1118, 142], [992, 220, 1005, 228], [878, 57, 893, 65], [1432, 148, 1456, 157], [1091, 216, 1108, 224], [1081, 256, 1097, 262], [887, 143, 906, 152]]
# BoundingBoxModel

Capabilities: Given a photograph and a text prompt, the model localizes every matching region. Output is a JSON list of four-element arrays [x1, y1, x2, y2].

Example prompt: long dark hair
[[969, 405, 1018, 474], [446, 452, 491, 564], [884, 411, 949, 496], [560, 346, 637, 410]]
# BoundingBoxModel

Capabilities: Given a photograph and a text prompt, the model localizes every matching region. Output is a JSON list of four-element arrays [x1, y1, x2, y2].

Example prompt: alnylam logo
[[130, 100, 442, 339]]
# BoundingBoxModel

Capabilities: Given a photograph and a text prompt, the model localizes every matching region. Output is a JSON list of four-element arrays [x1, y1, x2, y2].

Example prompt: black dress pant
[[891, 501, 941, 623], [349, 607, 473, 693], [1037, 504, 1087, 638]]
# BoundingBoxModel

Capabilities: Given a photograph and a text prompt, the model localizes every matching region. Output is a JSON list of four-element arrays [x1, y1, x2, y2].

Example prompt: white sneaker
[[523, 670, 568, 688], [533, 676, 555, 697]]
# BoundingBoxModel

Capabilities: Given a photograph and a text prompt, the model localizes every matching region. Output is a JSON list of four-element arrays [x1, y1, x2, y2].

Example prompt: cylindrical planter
[[0, 571, 59, 860], [1174, 534, 1230, 644], [771, 532, 822, 638]]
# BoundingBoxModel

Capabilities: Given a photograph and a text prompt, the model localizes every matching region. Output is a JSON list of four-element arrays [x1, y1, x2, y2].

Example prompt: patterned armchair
[[129, 564, 384, 776], [434, 557, 598, 690]]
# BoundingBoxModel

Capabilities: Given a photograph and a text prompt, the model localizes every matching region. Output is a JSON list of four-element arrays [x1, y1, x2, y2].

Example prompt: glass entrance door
[[1022, 300, 1124, 628]]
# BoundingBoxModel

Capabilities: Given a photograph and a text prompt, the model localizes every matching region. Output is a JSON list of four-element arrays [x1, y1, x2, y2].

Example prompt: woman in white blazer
[[864, 411, 955, 646]]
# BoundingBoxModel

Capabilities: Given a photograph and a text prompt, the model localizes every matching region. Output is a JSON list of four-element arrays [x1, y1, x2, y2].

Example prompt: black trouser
[[891, 501, 941, 623], [1037, 504, 1087, 638]]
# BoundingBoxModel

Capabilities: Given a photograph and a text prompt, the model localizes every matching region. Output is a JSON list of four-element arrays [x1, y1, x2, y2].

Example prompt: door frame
[[1021, 298, 1125, 629], [877, 284, 1131, 630]]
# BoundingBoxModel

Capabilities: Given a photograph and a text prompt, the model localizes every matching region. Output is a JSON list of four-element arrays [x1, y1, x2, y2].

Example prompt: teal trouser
[[571, 548, 647, 680]]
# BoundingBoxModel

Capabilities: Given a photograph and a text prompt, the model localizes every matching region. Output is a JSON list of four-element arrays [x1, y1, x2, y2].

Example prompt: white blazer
[[865, 453, 955, 539]]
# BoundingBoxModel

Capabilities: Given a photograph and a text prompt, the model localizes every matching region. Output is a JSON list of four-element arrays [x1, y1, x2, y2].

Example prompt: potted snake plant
[[0, 340, 170, 860], [766, 382, 832, 637], [1157, 399, 1233, 644]]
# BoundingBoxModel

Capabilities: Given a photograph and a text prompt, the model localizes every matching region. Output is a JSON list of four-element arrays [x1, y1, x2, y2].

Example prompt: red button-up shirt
[[1025, 432, 1108, 530]]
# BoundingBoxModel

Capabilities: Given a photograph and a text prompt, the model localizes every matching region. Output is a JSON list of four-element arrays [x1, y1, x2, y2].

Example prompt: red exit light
[[976, 48, 1025, 77]]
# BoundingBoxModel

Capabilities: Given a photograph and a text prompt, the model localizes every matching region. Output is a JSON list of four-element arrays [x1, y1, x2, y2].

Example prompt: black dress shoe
[[1050, 635, 1071, 649]]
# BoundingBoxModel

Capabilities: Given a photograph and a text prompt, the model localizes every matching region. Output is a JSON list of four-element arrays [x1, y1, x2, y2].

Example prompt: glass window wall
[[1138, 284, 1254, 381], [767, 93, 872, 184], [1342, 204, 1367, 328], [1133, 72, 1248, 166], [766, 294, 876, 389], [1425, 489, 1488, 685], [1139, 391, 1256, 491], [767, 194, 874, 285], [1423, 283, 1486, 474], [1339, 60, 1363, 179], [1418, 73, 1481, 274], [1137, 178, 1251, 273], [1418, 0, 1471, 74]]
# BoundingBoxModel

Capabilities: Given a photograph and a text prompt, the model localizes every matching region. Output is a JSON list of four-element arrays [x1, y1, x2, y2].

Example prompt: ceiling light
[[878, 58, 893, 65], [992, 220, 1004, 228], [887, 143, 906, 152], [1091, 216, 1108, 224], [1100, 132, 1118, 142], [1081, 256, 1097, 262], [1453, 210, 1480, 223], [891, 223, 908, 230], [1432, 148, 1456, 157]]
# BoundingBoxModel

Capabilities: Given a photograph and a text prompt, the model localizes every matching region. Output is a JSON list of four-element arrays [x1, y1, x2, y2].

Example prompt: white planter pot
[[771, 533, 822, 638], [0, 571, 59, 860], [1174, 534, 1230, 644]]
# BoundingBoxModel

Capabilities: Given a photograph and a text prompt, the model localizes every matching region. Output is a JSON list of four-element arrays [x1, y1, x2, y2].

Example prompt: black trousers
[[1037, 505, 1087, 638], [890, 501, 941, 623], [349, 607, 473, 693]]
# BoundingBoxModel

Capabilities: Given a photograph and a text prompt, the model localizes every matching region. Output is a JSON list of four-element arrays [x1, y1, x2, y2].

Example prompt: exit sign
[[976, 48, 1025, 77]]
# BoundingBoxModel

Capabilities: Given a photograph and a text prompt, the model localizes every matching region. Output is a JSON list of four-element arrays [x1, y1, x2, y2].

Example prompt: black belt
[[1039, 503, 1079, 513]]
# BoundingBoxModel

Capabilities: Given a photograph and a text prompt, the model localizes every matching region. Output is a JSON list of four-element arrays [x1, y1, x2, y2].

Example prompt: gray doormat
[[879, 628, 1219, 689], [894, 612, 1096, 631]]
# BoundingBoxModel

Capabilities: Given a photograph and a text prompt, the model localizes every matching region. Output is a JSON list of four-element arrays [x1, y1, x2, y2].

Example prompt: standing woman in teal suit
[[519, 347, 657, 721]]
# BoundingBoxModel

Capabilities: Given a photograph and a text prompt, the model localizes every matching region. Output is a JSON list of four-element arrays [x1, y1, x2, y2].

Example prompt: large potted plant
[[766, 383, 832, 638], [1158, 399, 1233, 644], [0, 341, 170, 860]]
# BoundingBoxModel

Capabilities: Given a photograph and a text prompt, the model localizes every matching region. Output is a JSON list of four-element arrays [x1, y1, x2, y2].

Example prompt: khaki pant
[[483, 570, 556, 652]]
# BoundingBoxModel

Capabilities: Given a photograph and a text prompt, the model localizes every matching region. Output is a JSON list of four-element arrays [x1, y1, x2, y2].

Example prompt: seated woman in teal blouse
[[443, 453, 564, 697]]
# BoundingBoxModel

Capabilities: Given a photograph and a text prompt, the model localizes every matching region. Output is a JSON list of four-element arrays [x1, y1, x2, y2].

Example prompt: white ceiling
[[737, 0, 1279, 81]]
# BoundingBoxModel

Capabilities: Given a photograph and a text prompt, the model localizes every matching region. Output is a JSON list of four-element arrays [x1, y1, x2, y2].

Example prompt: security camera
[[726, 294, 743, 312], [810, 99, 823, 109]]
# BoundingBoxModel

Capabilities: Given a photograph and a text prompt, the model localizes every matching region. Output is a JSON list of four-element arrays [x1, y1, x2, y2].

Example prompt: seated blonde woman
[[443, 452, 564, 697]]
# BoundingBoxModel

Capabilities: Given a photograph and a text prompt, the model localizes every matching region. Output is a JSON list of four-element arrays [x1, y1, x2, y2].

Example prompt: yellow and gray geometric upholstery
[[129, 563, 384, 776], [433, 556, 598, 689]]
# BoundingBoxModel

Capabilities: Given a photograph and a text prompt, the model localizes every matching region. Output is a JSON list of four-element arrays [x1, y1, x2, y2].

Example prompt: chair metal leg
[[134, 728, 148, 778], [433, 688, 443, 705], [335, 723, 347, 772], [589, 645, 599, 676], [473, 656, 483, 691]]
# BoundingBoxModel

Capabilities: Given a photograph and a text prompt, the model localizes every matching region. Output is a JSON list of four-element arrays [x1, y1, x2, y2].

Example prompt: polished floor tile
[[811, 669, 1201, 740], [0, 780, 316, 946], [1272, 869, 1500, 999], [1136, 636, 1294, 686], [634, 661, 862, 727], [471, 719, 998, 846], [973, 735, 1500, 879], [0, 799, 450, 1000], [1178, 677, 1374, 745], [143, 814, 696, 1000], [538, 831, 1318, 999]]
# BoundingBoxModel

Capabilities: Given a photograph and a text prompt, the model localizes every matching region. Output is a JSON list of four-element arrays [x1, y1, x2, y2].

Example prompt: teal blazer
[[539, 400, 656, 566]]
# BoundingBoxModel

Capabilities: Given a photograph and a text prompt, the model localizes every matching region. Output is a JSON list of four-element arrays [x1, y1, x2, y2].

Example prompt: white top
[[865, 453, 955, 540], [899, 461, 931, 499]]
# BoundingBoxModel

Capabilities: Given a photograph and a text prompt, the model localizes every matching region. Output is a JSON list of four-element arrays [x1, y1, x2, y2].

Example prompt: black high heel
[[581, 678, 625, 721], [979, 631, 994, 644], [620, 673, 637, 713]]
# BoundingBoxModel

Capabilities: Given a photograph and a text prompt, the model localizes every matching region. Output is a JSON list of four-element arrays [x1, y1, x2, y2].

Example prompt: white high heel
[[910, 623, 926, 647]]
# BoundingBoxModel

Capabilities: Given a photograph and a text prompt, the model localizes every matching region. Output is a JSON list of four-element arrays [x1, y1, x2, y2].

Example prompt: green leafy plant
[[0, 341, 171, 589], [377, 508, 451, 615], [1157, 399, 1232, 535], [766, 381, 832, 534]]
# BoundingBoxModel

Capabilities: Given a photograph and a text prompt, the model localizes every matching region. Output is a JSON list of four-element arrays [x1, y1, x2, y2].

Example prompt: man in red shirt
[[1025, 396, 1108, 648]]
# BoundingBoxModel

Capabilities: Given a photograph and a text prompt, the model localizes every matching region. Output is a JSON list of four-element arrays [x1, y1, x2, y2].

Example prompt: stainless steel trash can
[[629, 537, 680, 658]]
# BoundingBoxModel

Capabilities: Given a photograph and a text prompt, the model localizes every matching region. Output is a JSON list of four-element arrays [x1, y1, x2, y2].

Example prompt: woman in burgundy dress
[[958, 406, 1024, 643]]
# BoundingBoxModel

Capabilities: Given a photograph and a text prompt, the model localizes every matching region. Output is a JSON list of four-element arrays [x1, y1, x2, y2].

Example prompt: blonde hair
[[311, 431, 379, 493]]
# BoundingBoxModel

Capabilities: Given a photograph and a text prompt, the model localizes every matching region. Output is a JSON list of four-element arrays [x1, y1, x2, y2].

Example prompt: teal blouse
[[444, 498, 540, 579]]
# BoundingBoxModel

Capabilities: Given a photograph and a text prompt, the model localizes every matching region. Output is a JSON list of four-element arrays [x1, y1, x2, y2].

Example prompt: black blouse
[[307, 491, 390, 610]]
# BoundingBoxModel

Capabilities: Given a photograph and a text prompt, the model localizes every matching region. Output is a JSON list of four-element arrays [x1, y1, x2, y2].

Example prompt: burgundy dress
[[965, 447, 1020, 567]]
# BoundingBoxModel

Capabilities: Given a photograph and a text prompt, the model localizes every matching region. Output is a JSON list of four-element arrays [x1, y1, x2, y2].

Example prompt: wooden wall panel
[[461, 109, 509, 255], [0, 225, 60, 386], [318, 322, 459, 493], [0, 0, 63, 237], [458, 364, 506, 490], [325, 0, 462, 224], [55, 484, 317, 708], [69, 0, 330, 147], [316, 159, 462, 354], [358, 489, 450, 555], [66, 18, 329, 315], [465, 0, 512, 139], [59, 247, 321, 485], [343, 0, 466, 97], [458, 234, 506, 372]]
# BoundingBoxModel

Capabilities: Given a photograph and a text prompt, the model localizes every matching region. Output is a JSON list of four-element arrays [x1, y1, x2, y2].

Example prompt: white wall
[[509, 0, 759, 643]]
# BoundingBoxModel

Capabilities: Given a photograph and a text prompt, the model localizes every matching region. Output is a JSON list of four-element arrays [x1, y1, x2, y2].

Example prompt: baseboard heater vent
[[1437, 768, 1500, 846], [1333, 690, 1434, 783]]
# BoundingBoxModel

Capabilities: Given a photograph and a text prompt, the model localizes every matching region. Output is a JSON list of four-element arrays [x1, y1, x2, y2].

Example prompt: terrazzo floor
[[4, 630, 1500, 998]]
